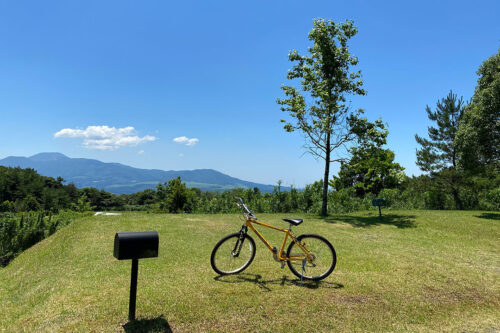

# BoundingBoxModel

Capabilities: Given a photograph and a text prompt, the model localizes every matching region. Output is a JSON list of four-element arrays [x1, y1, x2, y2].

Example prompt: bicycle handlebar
[[234, 197, 256, 219]]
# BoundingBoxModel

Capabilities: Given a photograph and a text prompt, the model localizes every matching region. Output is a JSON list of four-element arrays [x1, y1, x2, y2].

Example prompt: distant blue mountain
[[0, 152, 283, 194]]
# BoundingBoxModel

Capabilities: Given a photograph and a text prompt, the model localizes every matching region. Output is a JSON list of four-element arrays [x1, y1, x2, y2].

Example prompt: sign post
[[372, 198, 386, 217]]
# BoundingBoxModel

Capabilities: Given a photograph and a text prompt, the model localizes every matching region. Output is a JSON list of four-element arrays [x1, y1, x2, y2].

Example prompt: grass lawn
[[0, 210, 499, 332]]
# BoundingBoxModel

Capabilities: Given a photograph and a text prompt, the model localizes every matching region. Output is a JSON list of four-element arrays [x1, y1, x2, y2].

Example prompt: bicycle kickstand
[[300, 257, 307, 286]]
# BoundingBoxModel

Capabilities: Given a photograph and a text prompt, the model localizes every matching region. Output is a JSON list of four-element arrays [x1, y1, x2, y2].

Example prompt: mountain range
[[0, 153, 283, 194]]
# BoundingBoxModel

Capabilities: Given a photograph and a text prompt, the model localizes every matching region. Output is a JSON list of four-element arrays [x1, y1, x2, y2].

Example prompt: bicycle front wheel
[[286, 234, 336, 281], [211, 233, 256, 275]]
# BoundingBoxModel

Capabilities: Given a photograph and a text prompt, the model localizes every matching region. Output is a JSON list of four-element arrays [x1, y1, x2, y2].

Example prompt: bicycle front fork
[[232, 225, 248, 257]]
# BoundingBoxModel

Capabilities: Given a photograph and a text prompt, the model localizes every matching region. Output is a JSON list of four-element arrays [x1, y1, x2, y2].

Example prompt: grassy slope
[[0, 211, 498, 332]]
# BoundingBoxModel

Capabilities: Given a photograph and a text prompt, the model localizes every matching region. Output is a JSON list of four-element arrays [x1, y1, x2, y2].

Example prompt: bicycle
[[210, 197, 336, 281]]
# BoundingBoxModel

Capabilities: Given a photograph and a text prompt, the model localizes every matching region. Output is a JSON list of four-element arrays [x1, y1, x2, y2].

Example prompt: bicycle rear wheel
[[211, 232, 256, 275], [286, 234, 336, 281]]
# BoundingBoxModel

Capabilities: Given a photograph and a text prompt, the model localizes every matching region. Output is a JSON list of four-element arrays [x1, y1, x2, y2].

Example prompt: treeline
[[0, 166, 78, 212], [127, 175, 499, 214], [1, 167, 499, 215], [0, 166, 121, 213]]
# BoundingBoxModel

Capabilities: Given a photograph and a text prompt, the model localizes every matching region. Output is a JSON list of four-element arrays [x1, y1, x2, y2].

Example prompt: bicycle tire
[[211, 232, 256, 275], [286, 234, 336, 281]]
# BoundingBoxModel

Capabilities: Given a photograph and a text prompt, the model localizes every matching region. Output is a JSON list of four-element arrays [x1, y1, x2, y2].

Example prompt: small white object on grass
[[94, 212, 122, 216]]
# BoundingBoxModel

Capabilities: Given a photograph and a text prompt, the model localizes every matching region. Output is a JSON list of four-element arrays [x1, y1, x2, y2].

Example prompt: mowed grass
[[0, 210, 499, 332]]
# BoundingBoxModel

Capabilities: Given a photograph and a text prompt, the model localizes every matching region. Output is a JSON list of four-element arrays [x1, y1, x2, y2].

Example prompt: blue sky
[[0, 1, 498, 187]]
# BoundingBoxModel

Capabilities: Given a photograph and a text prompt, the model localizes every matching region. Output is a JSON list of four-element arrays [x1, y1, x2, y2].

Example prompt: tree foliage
[[415, 91, 467, 209], [156, 177, 192, 213], [415, 91, 465, 172], [331, 120, 404, 196], [277, 18, 366, 215], [0, 166, 129, 212], [0, 166, 75, 212], [456, 48, 500, 172]]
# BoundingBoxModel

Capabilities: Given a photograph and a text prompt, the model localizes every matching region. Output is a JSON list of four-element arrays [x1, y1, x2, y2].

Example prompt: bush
[[0, 211, 79, 267], [477, 187, 500, 211], [328, 188, 372, 214], [0, 200, 15, 212]]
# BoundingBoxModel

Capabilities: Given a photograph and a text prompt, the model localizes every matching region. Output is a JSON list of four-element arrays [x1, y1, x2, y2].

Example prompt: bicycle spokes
[[287, 236, 336, 280], [212, 233, 256, 275]]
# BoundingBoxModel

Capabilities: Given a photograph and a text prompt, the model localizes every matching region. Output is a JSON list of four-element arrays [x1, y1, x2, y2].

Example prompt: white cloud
[[54, 125, 157, 150], [173, 136, 198, 146], [138, 150, 144, 155]]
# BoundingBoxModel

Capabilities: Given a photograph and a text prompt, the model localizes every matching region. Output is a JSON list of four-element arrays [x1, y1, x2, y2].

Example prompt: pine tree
[[415, 91, 465, 209]]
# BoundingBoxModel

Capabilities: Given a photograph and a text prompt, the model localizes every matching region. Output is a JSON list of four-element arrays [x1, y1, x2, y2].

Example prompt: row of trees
[[0, 161, 498, 216], [0, 166, 127, 212], [129, 175, 498, 214], [0, 166, 78, 212]]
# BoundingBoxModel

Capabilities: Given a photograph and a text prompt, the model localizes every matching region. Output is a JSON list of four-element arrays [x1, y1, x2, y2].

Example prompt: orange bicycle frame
[[244, 217, 312, 262]]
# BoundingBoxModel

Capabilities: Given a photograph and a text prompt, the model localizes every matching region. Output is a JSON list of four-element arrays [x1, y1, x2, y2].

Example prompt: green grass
[[0, 211, 499, 332]]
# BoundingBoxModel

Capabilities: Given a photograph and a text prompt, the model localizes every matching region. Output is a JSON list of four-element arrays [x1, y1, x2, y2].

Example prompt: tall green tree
[[156, 177, 189, 213], [415, 91, 466, 209], [455, 48, 500, 172], [277, 18, 366, 216], [331, 120, 404, 197]]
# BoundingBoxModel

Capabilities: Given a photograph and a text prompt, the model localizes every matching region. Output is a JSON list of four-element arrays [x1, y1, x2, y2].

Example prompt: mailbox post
[[114, 231, 159, 321]]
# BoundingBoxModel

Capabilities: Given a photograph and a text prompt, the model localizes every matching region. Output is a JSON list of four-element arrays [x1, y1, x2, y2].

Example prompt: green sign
[[372, 198, 386, 207], [372, 198, 386, 217]]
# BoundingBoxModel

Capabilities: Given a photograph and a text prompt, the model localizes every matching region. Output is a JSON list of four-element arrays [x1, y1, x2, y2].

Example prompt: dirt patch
[[422, 286, 497, 305], [203, 221, 227, 228], [185, 218, 206, 222]]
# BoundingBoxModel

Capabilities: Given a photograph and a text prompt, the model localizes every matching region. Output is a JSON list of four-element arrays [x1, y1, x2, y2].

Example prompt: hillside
[[0, 211, 498, 332], [0, 153, 283, 194]]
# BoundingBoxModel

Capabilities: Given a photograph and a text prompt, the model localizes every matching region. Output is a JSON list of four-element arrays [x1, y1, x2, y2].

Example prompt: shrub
[[0, 200, 15, 212], [0, 211, 79, 267]]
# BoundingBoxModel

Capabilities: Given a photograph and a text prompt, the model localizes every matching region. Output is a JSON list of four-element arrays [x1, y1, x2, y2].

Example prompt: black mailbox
[[113, 230, 159, 321], [114, 231, 159, 260]]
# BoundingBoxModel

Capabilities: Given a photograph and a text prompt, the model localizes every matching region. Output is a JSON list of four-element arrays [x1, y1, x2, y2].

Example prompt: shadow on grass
[[214, 273, 344, 292], [123, 315, 172, 333], [324, 213, 416, 229], [475, 212, 500, 220]]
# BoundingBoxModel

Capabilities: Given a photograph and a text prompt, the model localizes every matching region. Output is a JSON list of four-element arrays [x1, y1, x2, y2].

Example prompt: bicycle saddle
[[282, 218, 303, 226]]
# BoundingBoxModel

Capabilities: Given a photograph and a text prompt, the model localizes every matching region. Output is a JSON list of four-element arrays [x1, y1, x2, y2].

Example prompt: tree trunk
[[452, 188, 463, 210], [450, 169, 463, 210], [321, 132, 331, 216]]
